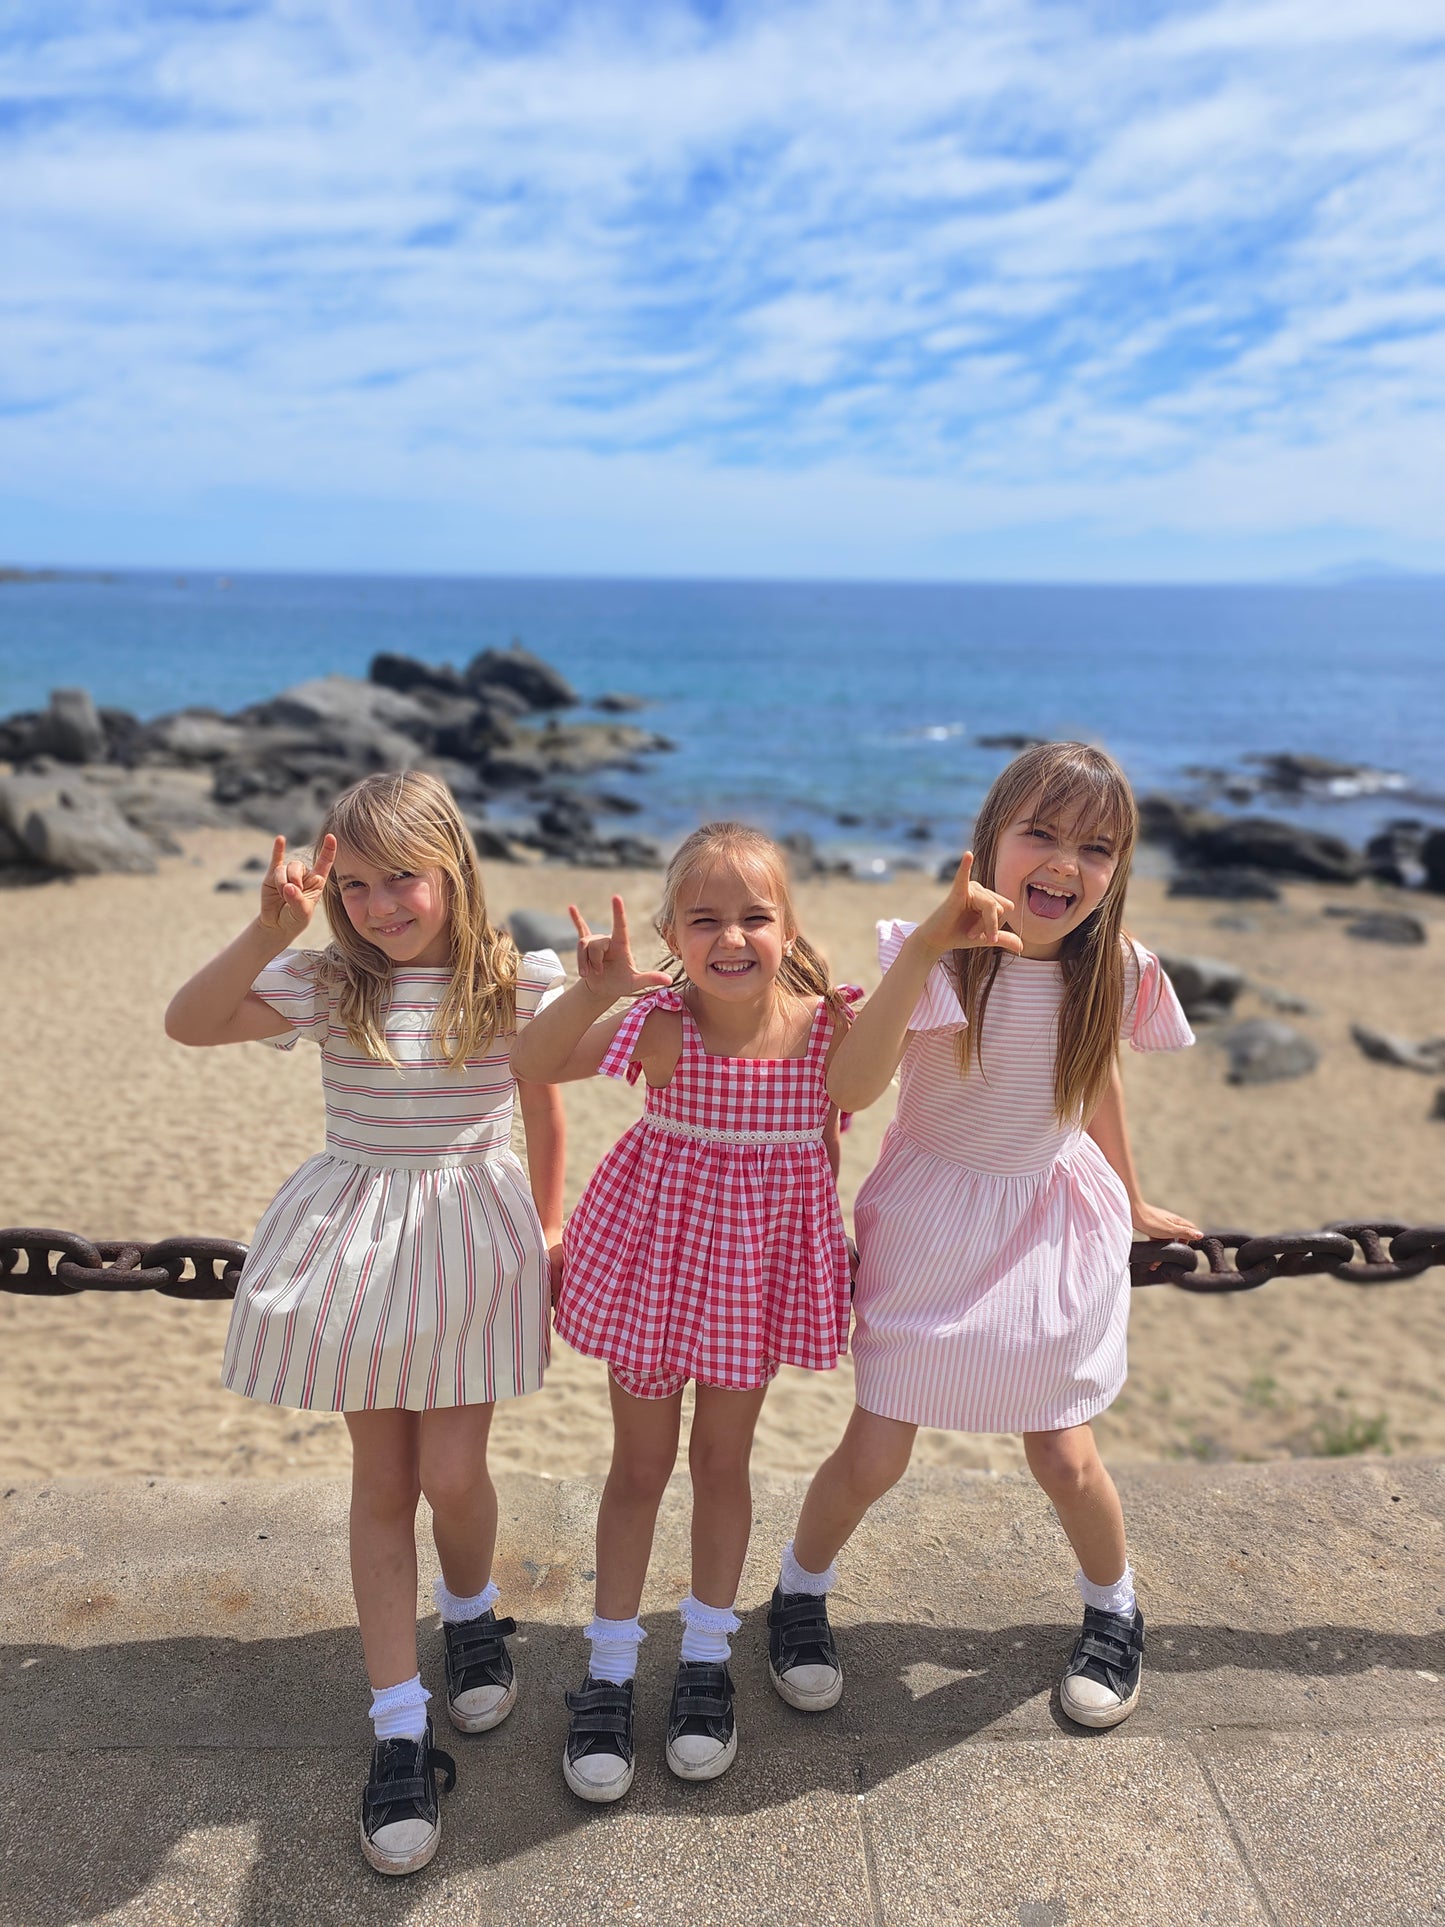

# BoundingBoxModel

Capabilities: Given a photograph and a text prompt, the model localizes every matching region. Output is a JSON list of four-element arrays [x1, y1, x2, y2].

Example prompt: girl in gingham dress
[[511, 823, 858, 1802], [770, 744, 1200, 1737], [167, 771, 565, 1878]]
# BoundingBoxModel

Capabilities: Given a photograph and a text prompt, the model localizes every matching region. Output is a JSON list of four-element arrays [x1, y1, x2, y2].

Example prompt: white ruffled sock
[[1076, 1564, 1137, 1618], [585, 1614, 647, 1685], [678, 1593, 741, 1664], [780, 1539, 837, 1596], [369, 1673, 430, 1743], [433, 1575, 500, 1624]]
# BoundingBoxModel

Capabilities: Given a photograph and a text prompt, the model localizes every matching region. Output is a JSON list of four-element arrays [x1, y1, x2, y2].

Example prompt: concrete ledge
[[2, 1459, 1442, 1925]]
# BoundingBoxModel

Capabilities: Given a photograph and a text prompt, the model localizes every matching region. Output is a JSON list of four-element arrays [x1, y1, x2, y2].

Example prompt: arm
[[1086, 1059, 1200, 1240], [510, 895, 672, 1084], [826, 853, 1021, 1113], [165, 834, 337, 1047], [517, 1076, 566, 1299]]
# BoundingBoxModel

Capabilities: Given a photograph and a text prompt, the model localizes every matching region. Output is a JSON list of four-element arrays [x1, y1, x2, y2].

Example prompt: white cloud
[[0, 0, 1442, 575]]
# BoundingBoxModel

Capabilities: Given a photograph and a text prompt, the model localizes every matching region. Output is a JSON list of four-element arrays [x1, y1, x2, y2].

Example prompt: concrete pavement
[[1, 1458, 1442, 1926]]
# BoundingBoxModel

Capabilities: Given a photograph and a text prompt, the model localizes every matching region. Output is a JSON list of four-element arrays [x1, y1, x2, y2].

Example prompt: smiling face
[[332, 841, 452, 967], [666, 859, 790, 1002], [992, 799, 1121, 959]]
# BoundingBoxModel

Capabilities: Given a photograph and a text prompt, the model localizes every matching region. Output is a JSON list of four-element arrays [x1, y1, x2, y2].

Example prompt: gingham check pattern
[[557, 987, 858, 1392]]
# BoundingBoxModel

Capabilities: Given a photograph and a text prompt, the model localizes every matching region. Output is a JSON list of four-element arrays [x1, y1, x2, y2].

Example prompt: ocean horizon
[[2, 568, 1441, 866]]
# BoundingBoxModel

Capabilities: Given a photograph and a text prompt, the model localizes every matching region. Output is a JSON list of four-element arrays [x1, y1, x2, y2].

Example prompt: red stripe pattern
[[557, 987, 859, 1394], [220, 948, 565, 1411], [850, 923, 1194, 1433]]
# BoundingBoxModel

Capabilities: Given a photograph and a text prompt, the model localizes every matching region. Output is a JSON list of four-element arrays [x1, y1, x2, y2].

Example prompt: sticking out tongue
[[1027, 883, 1073, 921]]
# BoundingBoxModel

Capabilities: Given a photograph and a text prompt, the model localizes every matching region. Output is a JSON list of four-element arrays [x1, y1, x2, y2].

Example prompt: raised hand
[[259, 833, 337, 940], [915, 852, 1024, 957], [569, 895, 674, 1003]]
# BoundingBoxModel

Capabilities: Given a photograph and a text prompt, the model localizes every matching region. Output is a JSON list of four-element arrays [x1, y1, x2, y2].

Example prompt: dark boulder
[[1218, 1019, 1319, 1085], [369, 653, 467, 698], [1344, 912, 1427, 946], [465, 645, 578, 711], [594, 691, 647, 713], [508, 910, 581, 955], [1136, 794, 1223, 849], [1423, 829, 1445, 895], [20, 785, 161, 874], [37, 688, 106, 764], [1188, 817, 1364, 883], [1155, 953, 1246, 1024], [1166, 868, 1283, 903], [1350, 1024, 1445, 1074]]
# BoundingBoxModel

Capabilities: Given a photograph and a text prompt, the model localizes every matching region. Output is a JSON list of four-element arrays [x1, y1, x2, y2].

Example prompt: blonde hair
[[948, 742, 1138, 1124], [654, 822, 849, 1017], [314, 770, 518, 1069]]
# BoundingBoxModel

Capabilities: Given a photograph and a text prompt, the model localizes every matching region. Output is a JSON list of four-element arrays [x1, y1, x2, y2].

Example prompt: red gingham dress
[[557, 986, 859, 1392]]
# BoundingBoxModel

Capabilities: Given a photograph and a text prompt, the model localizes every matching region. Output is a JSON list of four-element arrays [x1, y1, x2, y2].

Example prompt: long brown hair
[[949, 742, 1138, 1124], [655, 822, 850, 1018], [314, 770, 518, 1069]]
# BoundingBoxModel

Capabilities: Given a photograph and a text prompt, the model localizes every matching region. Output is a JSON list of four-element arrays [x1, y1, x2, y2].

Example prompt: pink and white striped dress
[[557, 987, 858, 1393], [851, 924, 1194, 1434], [220, 947, 564, 1412]]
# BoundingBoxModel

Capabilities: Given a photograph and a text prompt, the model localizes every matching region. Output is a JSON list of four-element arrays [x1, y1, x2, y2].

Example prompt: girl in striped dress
[[510, 824, 857, 1803], [769, 742, 1200, 1735], [166, 770, 565, 1877]]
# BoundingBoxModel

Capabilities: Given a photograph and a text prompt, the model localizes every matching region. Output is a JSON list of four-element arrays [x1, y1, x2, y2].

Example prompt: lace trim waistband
[[643, 1114, 824, 1146]]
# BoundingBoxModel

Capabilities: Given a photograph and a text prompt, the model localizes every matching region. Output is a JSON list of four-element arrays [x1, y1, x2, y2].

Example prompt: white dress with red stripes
[[557, 986, 858, 1393], [220, 948, 564, 1412], [850, 925, 1194, 1434]]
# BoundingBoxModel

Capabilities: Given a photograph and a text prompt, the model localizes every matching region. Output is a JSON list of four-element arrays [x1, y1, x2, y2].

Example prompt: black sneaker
[[443, 1608, 518, 1733], [359, 1718, 456, 1877], [562, 1675, 636, 1803], [1059, 1605, 1145, 1729], [767, 1585, 844, 1711], [665, 1660, 737, 1782]]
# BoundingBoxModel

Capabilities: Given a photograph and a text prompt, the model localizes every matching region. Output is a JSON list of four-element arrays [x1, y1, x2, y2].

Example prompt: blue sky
[[2, 0, 1443, 580]]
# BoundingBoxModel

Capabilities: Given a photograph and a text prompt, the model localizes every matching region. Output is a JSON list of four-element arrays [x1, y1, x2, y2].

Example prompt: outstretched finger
[[268, 834, 287, 877], [568, 903, 593, 944], [609, 894, 631, 951], [308, 833, 337, 888], [952, 851, 974, 898]]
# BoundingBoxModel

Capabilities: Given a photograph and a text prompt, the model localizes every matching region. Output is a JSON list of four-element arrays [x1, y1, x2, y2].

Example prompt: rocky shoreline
[[0, 645, 673, 880]]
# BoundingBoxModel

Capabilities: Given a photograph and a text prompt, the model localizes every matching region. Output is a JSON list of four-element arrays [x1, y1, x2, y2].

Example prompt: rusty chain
[[1, 1221, 1442, 1300]]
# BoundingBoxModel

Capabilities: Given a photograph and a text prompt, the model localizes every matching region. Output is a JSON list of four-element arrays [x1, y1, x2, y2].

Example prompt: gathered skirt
[[850, 1125, 1133, 1433], [221, 1149, 550, 1412]]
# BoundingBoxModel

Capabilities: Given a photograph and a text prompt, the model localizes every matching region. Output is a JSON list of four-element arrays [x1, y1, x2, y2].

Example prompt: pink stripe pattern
[[220, 947, 563, 1412], [850, 923, 1194, 1434]]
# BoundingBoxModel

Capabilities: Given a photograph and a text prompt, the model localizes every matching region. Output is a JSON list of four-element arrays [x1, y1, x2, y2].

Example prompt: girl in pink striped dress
[[167, 771, 565, 1878], [769, 743, 1200, 1737], [511, 823, 857, 1802]]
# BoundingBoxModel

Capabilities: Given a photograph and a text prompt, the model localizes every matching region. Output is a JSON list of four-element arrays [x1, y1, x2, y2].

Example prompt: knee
[[688, 1433, 751, 1497], [607, 1446, 675, 1511], [354, 1460, 421, 1525], [1024, 1431, 1097, 1500], [833, 1434, 910, 1506], [419, 1454, 483, 1520]]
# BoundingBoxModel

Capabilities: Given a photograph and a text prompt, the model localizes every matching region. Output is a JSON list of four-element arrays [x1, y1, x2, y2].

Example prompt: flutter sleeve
[[877, 920, 966, 1033], [1122, 940, 1196, 1052], [513, 949, 567, 1029], [597, 987, 685, 1083], [251, 947, 330, 1051]]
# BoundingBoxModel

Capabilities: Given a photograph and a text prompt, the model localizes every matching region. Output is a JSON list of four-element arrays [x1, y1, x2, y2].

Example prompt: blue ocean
[[1, 571, 1440, 865]]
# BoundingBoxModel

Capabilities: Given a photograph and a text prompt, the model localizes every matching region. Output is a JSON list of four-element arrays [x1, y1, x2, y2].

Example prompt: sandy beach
[[2, 829, 1441, 1485]]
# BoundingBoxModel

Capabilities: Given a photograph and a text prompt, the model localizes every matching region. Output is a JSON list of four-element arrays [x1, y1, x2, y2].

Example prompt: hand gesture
[[259, 834, 337, 940], [569, 896, 674, 1004], [1132, 1202, 1201, 1242], [915, 853, 1024, 958]]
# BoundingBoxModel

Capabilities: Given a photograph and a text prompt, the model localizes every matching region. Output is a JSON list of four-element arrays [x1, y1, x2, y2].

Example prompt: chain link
[[2, 1221, 1442, 1301], [0, 1229, 247, 1300]]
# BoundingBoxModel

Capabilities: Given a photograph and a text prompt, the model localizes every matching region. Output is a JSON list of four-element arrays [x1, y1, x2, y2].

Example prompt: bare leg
[[345, 1409, 423, 1689], [1023, 1424, 1128, 1584], [418, 1403, 497, 1597], [593, 1376, 684, 1620], [686, 1384, 771, 1608], [791, 1405, 918, 1575]]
